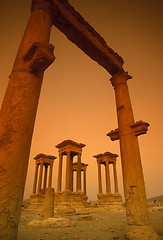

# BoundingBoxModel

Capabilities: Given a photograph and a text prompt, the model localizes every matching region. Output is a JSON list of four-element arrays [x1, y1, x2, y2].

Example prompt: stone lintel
[[93, 152, 118, 160], [34, 153, 57, 165], [23, 42, 55, 72], [52, 0, 124, 75], [73, 162, 88, 171], [55, 140, 85, 155], [107, 120, 150, 141]]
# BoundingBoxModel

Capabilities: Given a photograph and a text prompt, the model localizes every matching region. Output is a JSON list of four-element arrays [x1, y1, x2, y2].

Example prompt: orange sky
[[0, 0, 163, 201]]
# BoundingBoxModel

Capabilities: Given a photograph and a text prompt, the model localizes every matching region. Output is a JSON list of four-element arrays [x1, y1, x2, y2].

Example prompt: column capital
[[31, 0, 54, 16], [66, 150, 71, 155], [39, 161, 44, 166], [105, 159, 110, 165], [110, 70, 132, 88], [97, 159, 101, 166]]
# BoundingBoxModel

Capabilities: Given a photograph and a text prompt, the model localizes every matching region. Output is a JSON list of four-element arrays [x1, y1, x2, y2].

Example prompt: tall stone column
[[57, 153, 63, 192], [43, 165, 48, 194], [48, 163, 53, 188], [69, 155, 73, 192], [97, 162, 102, 194], [83, 170, 87, 195], [0, 1, 55, 239], [113, 162, 119, 194], [108, 71, 159, 238], [65, 151, 71, 191], [32, 162, 39, 194], [77, 153, 82, 192], [105, 160, 111, 194], [37, 162, 44, 194]]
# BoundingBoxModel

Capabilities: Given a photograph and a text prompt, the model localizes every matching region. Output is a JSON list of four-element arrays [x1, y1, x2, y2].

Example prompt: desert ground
[[18, 200, 163, 240]]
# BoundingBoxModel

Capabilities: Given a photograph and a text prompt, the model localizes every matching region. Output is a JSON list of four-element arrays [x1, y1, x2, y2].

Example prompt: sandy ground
[[18, 202, 163, 240]]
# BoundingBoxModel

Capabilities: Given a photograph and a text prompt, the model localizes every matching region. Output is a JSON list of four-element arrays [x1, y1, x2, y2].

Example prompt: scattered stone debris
[[28, 217, 75, 228]]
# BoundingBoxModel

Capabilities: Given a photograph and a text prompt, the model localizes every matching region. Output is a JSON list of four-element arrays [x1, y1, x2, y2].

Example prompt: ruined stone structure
[[55, 140, 88, 208], [30, 153, 56, 205], [93, 152, 122, 205], [43, 188, 55, 220], [73, 162, 88, 195], [0, 0, 158, 239]]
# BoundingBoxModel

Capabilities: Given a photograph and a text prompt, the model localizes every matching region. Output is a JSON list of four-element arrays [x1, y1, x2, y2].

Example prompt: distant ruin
[[30, 153, 56, 204], [55, 140, 88, 209], [93, 152, 122, 205]]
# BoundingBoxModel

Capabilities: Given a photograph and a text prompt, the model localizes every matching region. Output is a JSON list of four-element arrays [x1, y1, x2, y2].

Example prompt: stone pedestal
[[43, 188, 55, 219], [97, 193, 122, 206], [55, 191, 88, 213]]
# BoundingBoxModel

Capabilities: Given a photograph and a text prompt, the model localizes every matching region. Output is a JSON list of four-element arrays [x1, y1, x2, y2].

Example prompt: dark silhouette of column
[[57, 153, 63, 192], [32, 162, 39, 194], [43, 165, 48, 194], [77, 153, 82, 192], [48, 163, 53, 188], [65, 151, 71, 191], [97, 162, 102, 194], [113, 162, 119, 194], [37, 162, 44, 194], [105, 161, 111, 194]]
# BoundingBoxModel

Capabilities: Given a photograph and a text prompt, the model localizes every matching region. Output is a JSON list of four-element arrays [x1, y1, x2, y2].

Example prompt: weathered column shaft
[[43, 188, 54, 220], [43, 165, 48, 193], [97, 162, 102, 194], [57, 153, 63, 192], [113, 162, 119, 193], [48, 163, 53, 188], [0, 1, 54, 238], [69, 155, 73, 192], [83, 171, 87, 195], [105, 161, 111, 194], [37, 162, 44, 194], [111, 71, 149, 225], [77, 153, 82, 191], [65, 151, 71, 191], [32, 163, 39, 194]]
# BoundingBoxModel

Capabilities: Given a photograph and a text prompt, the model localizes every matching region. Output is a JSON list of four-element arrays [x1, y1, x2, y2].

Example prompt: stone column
[[48, 163, 53, 188], [37, 162, 44, 194], [43, 165, 48, 194], [113, 162, 119, 194], [105, 161, 111, 194], [57, 153, 63, 192], [97, 162, 102, 194], [83, 170, 87, 195], [65, 151, 71, 191], [69, 155, 73, 192], [0, 1, 55, 239], [32, 162, 39, 194], [77, 153, 82, 192], [43, 188, 54, 220], [110, 71, 150, 226]]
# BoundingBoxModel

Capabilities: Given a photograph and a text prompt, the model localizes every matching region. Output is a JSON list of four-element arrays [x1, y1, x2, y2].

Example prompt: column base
[[54, 190, 88, 214], [97, 193, 123, 206], [126, 225, 159, 240]]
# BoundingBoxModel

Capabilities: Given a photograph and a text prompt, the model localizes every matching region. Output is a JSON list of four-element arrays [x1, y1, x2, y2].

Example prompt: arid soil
[[18, 201, 163, 240]]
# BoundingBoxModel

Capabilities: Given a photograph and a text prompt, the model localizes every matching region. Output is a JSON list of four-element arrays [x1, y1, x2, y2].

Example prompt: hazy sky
[[0, 0, 163, 201]]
